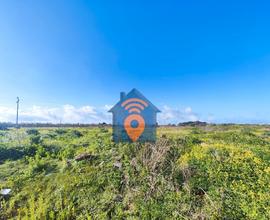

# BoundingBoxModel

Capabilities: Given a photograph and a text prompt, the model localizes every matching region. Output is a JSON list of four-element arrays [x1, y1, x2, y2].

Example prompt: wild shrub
[[262, 130, 270, 137], [29, 135, 42, 146], [191, 127, 204, 134], [0, 146, 25, 163], [99, 127, 109, 133], [178, 145, 270, 219], [70, 130, 83, 138], [26, 129, 40, 136], [43, 132, 57, 139], [60, 146, 76, 159], [55, 128, 67, 135], [25, 156, 57, 177]]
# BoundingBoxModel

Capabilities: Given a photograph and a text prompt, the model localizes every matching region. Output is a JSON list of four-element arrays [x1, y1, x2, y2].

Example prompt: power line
[[16, 97, 19, 128]]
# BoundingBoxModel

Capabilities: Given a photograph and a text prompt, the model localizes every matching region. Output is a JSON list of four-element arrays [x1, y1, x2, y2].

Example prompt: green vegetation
[[0, 125, 270, 219]]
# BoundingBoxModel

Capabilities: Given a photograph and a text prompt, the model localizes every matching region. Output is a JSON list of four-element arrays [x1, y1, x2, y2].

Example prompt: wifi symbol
[[122, 98, 148, 142], [121, 98, 148, 113]]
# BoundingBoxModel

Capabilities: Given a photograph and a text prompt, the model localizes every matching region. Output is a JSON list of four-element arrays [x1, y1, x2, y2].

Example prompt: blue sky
[[1, 0, 270, 123]]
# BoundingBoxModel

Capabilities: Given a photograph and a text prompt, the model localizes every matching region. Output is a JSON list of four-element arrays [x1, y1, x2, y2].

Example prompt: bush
[[26, 129, 40, 136], [30, 135, 43, 145], [70, 130, 83, 138], [178, 145, 270, 219], [26, 157, 56, 176], [55, 129, 67, 135]]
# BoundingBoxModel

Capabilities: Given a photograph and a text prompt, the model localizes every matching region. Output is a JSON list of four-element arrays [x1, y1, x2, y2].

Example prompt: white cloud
[[184, 107, 192, 114], [0, 105, 112, 124], [158, 105, 199, 125], [0, 104, 207, 125], [0, 106, 17, 122]]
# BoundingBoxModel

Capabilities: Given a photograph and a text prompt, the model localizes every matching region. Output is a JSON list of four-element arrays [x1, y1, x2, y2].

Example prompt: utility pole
[[16, 97, 19, 128]]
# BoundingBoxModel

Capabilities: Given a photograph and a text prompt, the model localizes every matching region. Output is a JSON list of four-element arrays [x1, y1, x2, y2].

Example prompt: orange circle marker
[[124, 114, 145, 142]]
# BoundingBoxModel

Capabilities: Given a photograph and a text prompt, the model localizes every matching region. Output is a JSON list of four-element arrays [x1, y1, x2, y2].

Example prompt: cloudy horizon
[[1, 103, 270, 125], [0, 104, 204, 125]]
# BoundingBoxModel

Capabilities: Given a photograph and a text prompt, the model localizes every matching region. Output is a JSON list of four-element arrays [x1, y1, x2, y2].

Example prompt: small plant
[[26, 129, 40, 136], [55, 128, 67, 135], [99, 127, 109, 133], [30, 135, 42, 145], [70, 130, 83, 138]]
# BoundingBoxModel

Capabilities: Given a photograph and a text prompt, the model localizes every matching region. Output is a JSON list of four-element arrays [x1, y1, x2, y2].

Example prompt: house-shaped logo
[[109, 89, 161, 142]]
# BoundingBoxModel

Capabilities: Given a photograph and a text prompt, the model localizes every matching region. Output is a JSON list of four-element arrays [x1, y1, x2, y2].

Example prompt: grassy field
[[0, 125, 270, 219]]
